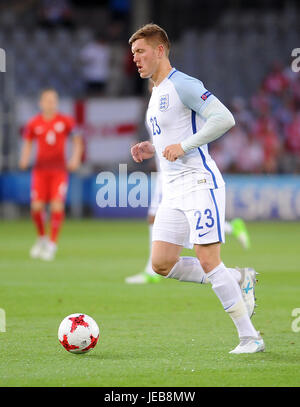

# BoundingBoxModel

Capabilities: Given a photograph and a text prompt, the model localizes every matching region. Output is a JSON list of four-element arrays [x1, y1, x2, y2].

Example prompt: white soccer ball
[[58, 313, 100, 354]]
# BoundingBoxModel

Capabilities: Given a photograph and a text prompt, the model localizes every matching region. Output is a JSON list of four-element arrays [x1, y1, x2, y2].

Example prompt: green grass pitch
[[0, 219, 299, 387]]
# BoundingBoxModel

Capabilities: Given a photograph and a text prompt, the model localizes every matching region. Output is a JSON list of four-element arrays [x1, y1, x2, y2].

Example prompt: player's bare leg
[[194, 242, 264, 353], [152, 241, 208, 283], [40, 200, 65, 261], [30, 200, 48, 259]]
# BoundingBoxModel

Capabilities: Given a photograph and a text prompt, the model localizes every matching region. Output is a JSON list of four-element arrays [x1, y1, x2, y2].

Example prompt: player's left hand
[[163, 144, 185, 162], [67, 158, 80, 172]]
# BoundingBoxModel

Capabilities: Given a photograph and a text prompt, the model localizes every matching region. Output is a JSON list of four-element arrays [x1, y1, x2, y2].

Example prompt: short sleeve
[[64, 116, 76, 136], [169, 71, 217, 116], [23, 120, 35, 140]]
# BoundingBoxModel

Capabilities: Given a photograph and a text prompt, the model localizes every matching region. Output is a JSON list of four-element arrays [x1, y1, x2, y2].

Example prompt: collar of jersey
[[167, 67, 177, 79], [154, 67, 177, 89]]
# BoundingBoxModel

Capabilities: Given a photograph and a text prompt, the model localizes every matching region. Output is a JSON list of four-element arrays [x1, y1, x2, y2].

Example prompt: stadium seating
[[0, 7, 299, 99]]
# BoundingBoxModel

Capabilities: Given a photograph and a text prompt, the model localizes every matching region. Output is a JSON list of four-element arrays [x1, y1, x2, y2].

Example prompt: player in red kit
[[19, 88, 83, 261]]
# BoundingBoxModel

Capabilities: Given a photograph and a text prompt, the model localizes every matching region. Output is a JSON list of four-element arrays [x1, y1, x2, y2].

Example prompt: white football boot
[[229, 333, 265, 354], [30, 236, 48, 259], [125, 271, 162, 284], [39, 241, 57, 261], [237, 267, 258, 318]]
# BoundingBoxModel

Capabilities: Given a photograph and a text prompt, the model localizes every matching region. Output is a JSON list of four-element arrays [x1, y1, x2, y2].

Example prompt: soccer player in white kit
[[129, 24, 265, 354]]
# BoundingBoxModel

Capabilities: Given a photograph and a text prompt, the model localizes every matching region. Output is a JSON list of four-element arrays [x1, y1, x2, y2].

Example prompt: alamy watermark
[[291, 48, 300, 73], [96, 164, 157, 208], [291, 308, 300, 333], [0, 48, 6, 72]]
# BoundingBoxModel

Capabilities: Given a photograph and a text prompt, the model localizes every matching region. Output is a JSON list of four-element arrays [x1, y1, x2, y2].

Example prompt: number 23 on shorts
[[194, 209, 214, 237]]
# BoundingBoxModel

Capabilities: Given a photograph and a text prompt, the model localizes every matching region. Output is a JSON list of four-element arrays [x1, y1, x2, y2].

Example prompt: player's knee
[[196, 253, 219, 273], [200, 260, 214, 274], [50, 200, 65, 212], [151, 262, 169, 276], [151, 257, 177, 276], [199, 257, 222, 274], [31, 201, 44, 212], [195, 245, 221, 273]]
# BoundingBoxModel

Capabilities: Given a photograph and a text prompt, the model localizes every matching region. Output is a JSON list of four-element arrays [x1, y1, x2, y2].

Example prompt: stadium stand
[[0, 1, 299, 173]]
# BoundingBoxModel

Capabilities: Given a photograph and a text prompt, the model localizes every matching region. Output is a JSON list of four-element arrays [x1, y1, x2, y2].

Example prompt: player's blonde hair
[[129, 23, 170, 56]]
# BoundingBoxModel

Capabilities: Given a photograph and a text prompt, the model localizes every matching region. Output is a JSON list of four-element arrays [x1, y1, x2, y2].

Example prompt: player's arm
[[67, 133, 83, 172], [163, 76, 235, 161], [19, 139, 33, 170], [180, 98, 235, 153]]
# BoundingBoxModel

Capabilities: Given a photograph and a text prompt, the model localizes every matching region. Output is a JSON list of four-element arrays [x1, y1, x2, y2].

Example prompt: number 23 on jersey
[[149, 116, 161, 136]]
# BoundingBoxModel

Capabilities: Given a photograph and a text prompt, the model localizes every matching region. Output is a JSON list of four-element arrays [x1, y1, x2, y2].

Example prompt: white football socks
[[165, 256, 256, 338], [166, 257, 208, 284], [224, 221, 233, 234], [206, 263, 258, 338], [227, 267, 242, 283]]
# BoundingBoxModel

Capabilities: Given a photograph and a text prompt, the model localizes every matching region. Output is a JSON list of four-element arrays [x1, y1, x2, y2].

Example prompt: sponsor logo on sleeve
[[201, 91, 212, 101]]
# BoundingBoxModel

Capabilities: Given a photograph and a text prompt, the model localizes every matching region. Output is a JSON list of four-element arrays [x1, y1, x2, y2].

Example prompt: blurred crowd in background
[[0, 0, 299, 174], [212, 62, 300, 174]]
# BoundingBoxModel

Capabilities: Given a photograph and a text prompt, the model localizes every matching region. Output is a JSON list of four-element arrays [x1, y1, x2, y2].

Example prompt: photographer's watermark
[[291, 48, 300, 73], [96, 164, 157, 208], [0, 308, 6, 332], [291, 308, 300, 333], [0, 48, 6, 72]]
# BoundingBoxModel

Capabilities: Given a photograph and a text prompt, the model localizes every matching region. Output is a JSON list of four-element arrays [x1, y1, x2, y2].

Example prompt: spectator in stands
[[272, 94, 294, 138], [251, 114, 281, 173], [236, 132, 264, 174], [212, 124, 249, 173], [262, 61, 289, 96], [252, 113, 278, 139], [230, 97, 254, 133], [210, 141, 232, 173], [37, 0, 74, 29], [261, 127, 281, 174], [282, 112, 300, 173], [290, 75, 300, 108], [79, 32, 111, 97]]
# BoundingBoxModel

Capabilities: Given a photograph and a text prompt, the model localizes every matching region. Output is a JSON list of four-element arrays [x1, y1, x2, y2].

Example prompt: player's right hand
[[18, 160, 28, 170], [131, 141, 155, 163]]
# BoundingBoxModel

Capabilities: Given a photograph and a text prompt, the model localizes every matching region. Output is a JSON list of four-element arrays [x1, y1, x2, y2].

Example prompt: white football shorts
[[152, 186, 225, 246]]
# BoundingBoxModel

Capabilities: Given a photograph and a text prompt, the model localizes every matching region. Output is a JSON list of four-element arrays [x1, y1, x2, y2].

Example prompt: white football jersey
[[146, 68, 225, 209]]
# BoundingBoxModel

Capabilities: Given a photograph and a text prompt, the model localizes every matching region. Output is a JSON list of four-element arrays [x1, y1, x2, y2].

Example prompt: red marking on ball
[[82, 334, 99, 352], [69, 314, 89, 333], [59, 334, 80, 352]]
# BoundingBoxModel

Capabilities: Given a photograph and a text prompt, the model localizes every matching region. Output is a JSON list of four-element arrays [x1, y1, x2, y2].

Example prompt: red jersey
[[23, 113, 75, 169]]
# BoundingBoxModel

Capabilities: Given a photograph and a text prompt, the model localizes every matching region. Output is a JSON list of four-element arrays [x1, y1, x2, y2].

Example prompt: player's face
[[39, 91, 58, 116], [132, 38, 160, 79]]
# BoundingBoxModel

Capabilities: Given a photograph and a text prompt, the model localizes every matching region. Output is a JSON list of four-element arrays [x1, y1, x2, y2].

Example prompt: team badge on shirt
[[159, 94, 169, 111], [201, 91, 212, 101], [54, 121, 65, 132]]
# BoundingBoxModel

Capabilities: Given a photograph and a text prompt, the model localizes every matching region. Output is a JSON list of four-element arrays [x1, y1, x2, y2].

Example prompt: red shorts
[[31, 169, 68, 203]]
